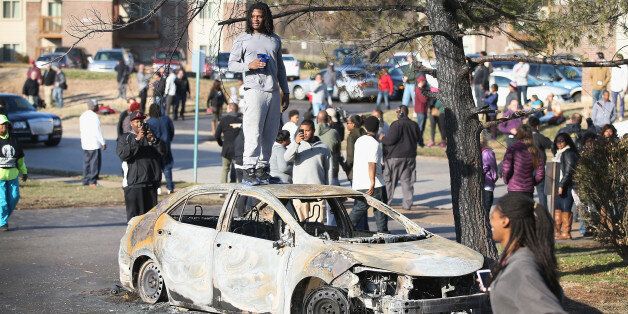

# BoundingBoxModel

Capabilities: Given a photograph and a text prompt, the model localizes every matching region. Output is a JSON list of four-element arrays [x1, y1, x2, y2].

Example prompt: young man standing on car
[[117, 111, 165, 221], [228, 1, 290, 185], [0, 115, 28, 231]]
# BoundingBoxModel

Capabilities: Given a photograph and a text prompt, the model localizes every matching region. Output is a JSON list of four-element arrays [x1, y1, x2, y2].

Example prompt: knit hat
[[325, 108, 338, 123], [129, 111, 146, 121], [364, 116, 379, 133], [0, 115, 10, 125], [129, 101, 140, 112]]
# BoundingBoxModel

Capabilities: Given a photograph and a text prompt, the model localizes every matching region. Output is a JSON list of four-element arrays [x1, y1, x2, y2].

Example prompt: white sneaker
[[157, 188, 162, 195], [166, 189, 173, 195]]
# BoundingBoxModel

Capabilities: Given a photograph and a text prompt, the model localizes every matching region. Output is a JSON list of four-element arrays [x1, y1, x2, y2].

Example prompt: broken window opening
[[176, 192, 224, 228], [229, 195, 288, 242]]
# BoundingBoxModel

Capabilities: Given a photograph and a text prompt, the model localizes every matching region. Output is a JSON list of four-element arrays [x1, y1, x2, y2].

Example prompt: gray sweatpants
[[242, 89, 281, 169], [384, 157, 416, 210]]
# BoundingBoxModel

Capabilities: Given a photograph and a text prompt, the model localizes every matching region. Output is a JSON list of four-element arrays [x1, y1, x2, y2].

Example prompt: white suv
[[282, 54, 300, 80]]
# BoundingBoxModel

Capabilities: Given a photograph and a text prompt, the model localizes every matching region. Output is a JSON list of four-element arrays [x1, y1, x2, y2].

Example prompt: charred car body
[[119, 184, 489, 313]]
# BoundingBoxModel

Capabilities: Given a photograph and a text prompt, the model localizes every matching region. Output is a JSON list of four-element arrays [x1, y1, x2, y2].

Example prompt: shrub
[[574, 138, 628, 260]]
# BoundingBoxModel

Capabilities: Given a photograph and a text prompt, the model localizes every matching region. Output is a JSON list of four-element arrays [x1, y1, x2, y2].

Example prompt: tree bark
[[426, 0, 498, 260]]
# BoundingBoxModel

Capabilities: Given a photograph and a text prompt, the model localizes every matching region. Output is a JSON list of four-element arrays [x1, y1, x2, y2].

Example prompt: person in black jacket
[[215, 103, 242, 183], [152, 67, 167, 106], [551, 133, 578, 240], [174, 69, 190, 120], [381, 105, 421, 210], [22, 71, 41, 108], [114, 60, 130, 99], [528, 116, 553, 210], [117, 111, 166, 221], [41, 65, 56, 108]]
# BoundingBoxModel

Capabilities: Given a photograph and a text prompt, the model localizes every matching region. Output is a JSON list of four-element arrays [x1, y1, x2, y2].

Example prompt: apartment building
[[0, 0, 248, 64]]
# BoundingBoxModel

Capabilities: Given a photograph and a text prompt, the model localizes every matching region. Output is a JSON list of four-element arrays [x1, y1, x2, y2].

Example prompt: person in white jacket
[[609, 53, 628, 121], [79, 100, 106, 187], [163, 70, 177, 117], [513, 62, 530, 106]]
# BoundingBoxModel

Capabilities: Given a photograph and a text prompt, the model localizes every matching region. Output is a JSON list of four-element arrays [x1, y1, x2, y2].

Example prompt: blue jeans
[[0, 178, 20, 227], [349, 187, 388, 232], [163, 161, 174, 191], [416, 113, 426, 145], [536, 180, 548, 210], [519, 86, 528, 106], [376, 92, 390, 109], [312, 102, 325, 117], [611, 91, 625, 118], [592, 89, 603, 106], [53, 87, 64, 108], [402, 83, 416, 106], [539, 112, 555, 124]]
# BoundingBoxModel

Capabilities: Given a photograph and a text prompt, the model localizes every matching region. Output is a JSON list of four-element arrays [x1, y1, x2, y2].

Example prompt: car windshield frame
[[155, 51, 182, 60], [93, 51, 124, 62], [4, 95, 36, 113], [556, 65, 582, 80]]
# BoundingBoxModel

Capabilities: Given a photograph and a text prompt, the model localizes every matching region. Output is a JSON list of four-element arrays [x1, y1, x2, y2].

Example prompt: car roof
[[178, 183, 362, 199]]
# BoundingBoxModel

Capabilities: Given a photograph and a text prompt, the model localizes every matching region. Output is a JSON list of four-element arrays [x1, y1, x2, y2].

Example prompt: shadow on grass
[[556, 245, 609, 255], [560, 261, 628, 277], [563, 297, 603, 314]]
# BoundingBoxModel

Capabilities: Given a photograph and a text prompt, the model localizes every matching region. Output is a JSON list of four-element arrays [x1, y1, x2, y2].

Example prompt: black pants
[[139, 87, 148, 113], [124, 186, 158, 221], [178, 96, 187, 119], [429, 114, 445, 142], [482, 189, 494, 212], [82, 149, 101, 185]]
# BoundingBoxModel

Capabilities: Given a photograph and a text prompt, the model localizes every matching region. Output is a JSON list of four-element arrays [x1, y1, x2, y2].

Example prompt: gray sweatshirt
[[284, 137, 332, 185], [490, 247, 565, 314], [228, 32, 289, 94], [591, 100, 616, 129], [270, 142, 292, 183]]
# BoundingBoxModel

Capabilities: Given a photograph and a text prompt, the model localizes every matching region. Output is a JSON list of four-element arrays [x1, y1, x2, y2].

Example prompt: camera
[[138, 121, 157, 145]]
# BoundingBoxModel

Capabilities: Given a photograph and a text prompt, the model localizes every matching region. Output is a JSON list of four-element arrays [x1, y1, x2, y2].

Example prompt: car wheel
[[338, 90, 351, 103], [44, 137, 61, 146], [137, 259, 166, 304], [572, 92, 581, 103], [304, 286, 349, 314], [293, 86, 306, 100]]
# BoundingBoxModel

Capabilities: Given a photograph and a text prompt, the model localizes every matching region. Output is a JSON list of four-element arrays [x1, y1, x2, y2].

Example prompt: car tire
[[293, 86, 306, 100], [304, 286, 349, 314], [338, 90, 351, 103], [44, 137, 61, 146], [137, 259, 167, 304]]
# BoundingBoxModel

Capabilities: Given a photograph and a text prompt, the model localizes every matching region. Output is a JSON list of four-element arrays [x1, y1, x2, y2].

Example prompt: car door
[[154, 190, 231, 311], [212, 192, 293, 313]]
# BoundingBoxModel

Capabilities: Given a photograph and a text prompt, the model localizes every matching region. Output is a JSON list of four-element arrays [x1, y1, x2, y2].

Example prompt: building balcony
[[39, 16, 63, 39], [117, 17, 160, 39]]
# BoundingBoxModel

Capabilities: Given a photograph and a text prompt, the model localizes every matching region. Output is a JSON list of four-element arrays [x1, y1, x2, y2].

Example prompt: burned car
[[119, 184, 489, 313]]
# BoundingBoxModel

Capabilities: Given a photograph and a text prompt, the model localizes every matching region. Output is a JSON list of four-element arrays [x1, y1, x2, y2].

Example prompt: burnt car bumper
[[379, 293, 490, 313]]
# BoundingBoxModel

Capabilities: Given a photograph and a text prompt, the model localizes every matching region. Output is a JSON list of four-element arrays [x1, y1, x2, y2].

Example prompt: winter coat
[[378, 73, 394, 94], [42, 69, 56, 86], [497, 109, 522, 135], [270, 143, 292, 183], [175, 77, 190, 98], [414, 84, 428, 114], [284, 136, 332, 185], [146, 116, 175, 164], [381, 116, 421, 159], [114, 64, 129, 84], [557, 148, 578, 190], [22, 78, 39, 96], [588, 67, 610, 90], [502, 141, 545, 193], [117, 132, 166, 188], [215, 112, 242, 159], [482, 147, 498, 191], [345, 127, 366, 180]]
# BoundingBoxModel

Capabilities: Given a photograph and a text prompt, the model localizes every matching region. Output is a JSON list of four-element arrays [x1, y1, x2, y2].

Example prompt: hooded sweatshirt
[[284, 136, 332, 185], [270, 142, 292, 183]]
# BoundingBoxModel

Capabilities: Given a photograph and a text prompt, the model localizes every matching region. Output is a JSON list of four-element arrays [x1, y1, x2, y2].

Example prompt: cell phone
[[298, 129, 304, 135], [476, 269, 492, 291], [256, 53, 270, 64]]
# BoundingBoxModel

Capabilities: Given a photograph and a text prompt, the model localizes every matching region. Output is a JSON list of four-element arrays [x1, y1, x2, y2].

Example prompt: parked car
[[289, 66, 378, 103], [119, 184, 488, 313], [35, 53, 77, 69], [54, 47, 89, 69], [483, 70, 571, 107], [88, 48, 135, 72], [152, 48, 186, 72], [490, 61, 582, 102], [282, 54, 300, 80], [211, 52, 241, 80], [0, 94, 62, 146]]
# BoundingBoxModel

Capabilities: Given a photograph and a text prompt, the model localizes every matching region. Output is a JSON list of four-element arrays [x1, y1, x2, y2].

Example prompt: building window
[[2, 0, 20, 19], [199, 2, 212, 20], [1, 44, 20, 62]]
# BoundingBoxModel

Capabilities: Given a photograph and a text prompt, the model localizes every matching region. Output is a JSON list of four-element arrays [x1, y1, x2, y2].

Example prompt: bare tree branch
[[480, 108, 545, 129], [470, 55, 628, 68], [218, 4, 426, 26]]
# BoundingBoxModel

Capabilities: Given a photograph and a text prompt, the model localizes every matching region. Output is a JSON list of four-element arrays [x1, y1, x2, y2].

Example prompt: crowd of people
[[22, 61, 67, 109]]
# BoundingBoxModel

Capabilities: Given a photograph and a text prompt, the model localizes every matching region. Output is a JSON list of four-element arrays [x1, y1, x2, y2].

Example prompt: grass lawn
[[558, 242, 628, 313]]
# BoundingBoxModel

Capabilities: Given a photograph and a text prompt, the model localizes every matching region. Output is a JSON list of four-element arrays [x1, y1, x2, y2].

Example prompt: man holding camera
[[228, 2, 290, 185], [117, 111, 166, 221]]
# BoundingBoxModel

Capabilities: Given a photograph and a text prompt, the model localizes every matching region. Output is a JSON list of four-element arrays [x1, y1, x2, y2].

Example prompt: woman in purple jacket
[[501, 124, 545, 198], [481, 130, 498, 212]]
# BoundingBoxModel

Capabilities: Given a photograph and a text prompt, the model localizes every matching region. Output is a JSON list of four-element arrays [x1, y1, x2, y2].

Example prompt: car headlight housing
[[12, 121, 27, 129], [53, 118, 62, 127]]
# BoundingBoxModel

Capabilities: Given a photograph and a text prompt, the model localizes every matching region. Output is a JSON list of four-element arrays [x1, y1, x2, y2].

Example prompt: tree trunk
[[425, 0, 498, 261]]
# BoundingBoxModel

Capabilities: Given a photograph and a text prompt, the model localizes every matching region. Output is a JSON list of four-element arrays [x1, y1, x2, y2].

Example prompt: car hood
[[8, 110, 59, 121], [331, 235, 484, 277]]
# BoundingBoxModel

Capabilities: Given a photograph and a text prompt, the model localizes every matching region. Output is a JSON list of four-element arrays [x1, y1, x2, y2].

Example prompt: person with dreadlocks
[[488, 192, 566, 313], [228, 1, 290, 185]]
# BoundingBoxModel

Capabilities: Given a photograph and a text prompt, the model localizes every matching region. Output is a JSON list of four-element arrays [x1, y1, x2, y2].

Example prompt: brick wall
[[61, 1, 114, 57], [564, 36, 617, 97], [25, 1, 41, 60]]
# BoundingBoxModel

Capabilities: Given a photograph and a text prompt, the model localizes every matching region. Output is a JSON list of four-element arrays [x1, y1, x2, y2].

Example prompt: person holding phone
[[487, 192, 566, 313], [228, 2, 290, 185]]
